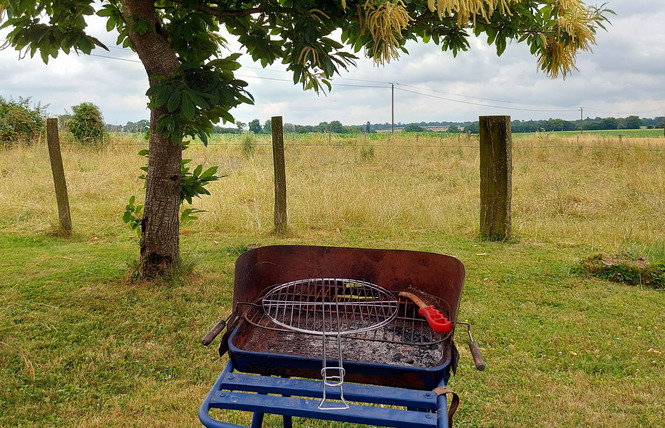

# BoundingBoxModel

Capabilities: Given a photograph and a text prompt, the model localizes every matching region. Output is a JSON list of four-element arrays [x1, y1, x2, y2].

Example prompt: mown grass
[[1, 132, 664, 427]]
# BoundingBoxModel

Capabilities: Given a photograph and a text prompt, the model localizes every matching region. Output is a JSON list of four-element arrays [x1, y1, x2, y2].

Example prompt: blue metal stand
[[199, 361, 449, 428]]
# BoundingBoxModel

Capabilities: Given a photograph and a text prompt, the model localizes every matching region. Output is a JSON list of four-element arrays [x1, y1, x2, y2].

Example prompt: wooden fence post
[[479, 116, 512, 240], [46, 118, 72, 235], [271, 116, 287, 234]]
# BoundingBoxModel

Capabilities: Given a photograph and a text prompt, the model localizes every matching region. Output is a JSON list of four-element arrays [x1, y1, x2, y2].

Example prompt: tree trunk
[[140, 106, 182, 276], [121, 0, 182, 277]]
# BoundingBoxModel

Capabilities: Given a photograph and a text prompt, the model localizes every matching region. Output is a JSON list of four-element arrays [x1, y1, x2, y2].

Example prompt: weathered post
[[271, 116, 287, 234], [479, 116, 512, 240], [46, 118, 72, 235]]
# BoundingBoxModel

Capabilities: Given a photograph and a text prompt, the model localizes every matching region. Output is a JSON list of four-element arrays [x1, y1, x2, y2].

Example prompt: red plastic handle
[[418, 305, 453, 333]]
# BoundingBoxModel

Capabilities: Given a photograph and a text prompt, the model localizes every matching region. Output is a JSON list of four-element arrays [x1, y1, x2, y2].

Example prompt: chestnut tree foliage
[[0, 0, 611, 277]]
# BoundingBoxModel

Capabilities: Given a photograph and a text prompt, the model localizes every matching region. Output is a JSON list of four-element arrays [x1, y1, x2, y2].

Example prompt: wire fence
[[96, 132, 665, 152], [9, 130, 665, 152]]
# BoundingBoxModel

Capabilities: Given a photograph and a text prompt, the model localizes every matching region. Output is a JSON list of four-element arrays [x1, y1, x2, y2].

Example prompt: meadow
[[1, 131, 664, 427]]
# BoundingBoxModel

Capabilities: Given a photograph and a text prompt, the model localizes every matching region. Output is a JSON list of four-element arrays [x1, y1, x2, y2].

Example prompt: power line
[[85, 51, 661, 118], [398, 82, 568, 109], [396, 87, 579, 113], [236, 74, 385, 89], [90, 53, 141, 64], [85, 52, 572, 111], [584, 106, 664, 118]]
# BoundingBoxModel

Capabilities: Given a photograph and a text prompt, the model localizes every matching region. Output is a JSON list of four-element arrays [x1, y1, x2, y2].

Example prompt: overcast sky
[[1, 1, 663, 127]]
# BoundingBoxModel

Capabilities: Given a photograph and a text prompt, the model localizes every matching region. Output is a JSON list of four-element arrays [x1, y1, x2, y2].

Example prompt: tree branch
[[166, 1, 265, 19], [198, 4, 263, 18]]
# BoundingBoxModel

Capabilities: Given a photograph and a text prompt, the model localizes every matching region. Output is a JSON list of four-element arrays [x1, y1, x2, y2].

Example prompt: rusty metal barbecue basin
[[199, 245, 484, 428]]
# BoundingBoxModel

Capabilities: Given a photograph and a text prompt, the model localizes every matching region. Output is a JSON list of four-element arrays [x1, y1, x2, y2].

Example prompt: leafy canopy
[[1, 0, 612, 140]]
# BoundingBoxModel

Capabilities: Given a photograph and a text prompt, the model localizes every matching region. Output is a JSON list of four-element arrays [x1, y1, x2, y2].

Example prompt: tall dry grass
[[200, 132, 665, 260], [0, 134, 147, 237], [1, 132, 664, 259], [198, 134, 481, 239], [511, 134, 665, 256]]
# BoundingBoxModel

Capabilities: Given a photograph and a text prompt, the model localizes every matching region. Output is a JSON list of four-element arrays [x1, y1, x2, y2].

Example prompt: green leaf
[[496, 36, 507, 56], [167, 91, 181, 113], [200, 166, 218, 179], [181, 95, 195, 120]]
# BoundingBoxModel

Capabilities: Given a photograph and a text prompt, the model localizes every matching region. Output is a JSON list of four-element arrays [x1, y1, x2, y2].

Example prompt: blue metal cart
[[199, 359, 457, 428]]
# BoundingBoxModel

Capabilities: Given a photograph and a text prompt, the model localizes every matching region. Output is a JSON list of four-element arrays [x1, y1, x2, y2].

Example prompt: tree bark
[[121, 0, 182, 276]]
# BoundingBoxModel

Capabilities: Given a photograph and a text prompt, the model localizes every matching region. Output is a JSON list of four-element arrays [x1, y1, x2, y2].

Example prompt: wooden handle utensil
[[399, 291, 453, 333]]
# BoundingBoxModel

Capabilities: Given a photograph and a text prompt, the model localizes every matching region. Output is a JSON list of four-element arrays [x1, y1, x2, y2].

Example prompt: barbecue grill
[[199, 245, 484, 427]]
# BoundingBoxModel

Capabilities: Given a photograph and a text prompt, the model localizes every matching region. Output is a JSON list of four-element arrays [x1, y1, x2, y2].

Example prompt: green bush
[[575, 253, 665, 290], [360, 145, 375, 161], [403, 123, 426, 133], [241, 132, 256, 156], [0, 96, 44, 145], [67, 102, 107, 145]]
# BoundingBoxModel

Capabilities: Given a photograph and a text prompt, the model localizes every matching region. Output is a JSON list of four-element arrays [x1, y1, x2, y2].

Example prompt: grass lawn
[[1, 132, 664, 427]]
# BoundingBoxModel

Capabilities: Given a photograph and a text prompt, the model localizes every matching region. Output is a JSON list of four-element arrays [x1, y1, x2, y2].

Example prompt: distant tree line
[[102, 115, 661, 136], [106, 119, 150, 133], [462, 116, 663, 134], [8, 97, 661, 146]]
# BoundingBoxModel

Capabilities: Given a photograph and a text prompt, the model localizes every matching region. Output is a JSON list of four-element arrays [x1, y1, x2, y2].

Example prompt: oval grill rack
[[262, 278, 399, 337]]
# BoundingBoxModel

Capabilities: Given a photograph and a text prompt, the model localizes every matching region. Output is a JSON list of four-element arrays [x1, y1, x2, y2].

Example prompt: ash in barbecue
[[243, 330, 444, 368], [238, 298, 448, 368]]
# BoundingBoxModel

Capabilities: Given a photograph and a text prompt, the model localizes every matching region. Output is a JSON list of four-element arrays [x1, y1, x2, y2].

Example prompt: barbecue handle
[[469, 340, 486, 371], [201, 318, 228, 346]]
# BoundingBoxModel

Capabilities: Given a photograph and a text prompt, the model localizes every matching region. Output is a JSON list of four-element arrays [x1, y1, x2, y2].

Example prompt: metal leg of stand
[[250, 392, 266, 428], [249, 412, 263, 428], [436, 386, 450, 428], [279, 375, 293, 428]]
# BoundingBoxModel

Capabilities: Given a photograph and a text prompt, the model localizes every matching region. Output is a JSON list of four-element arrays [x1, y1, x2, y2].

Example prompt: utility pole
[[391, 82, 395, 135], [579, 107, 583, 135]]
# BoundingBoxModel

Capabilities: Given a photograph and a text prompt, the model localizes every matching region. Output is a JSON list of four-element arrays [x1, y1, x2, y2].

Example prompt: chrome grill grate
[[261, 278, 398, 336]]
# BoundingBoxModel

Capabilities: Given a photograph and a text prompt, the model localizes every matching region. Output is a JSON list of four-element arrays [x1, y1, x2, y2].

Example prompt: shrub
[[575, 254, 665, 290], [0, 96, 44, 145], [447, 124, 460, 133], [67, 103, 107, 145], [404, 123, 426, 133], [241, 132, 256, 156], [360, 145, 375, 161]]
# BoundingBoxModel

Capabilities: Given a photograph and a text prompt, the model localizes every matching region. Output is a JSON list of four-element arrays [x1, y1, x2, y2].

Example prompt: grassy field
[[1, 132, 664, 427]]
